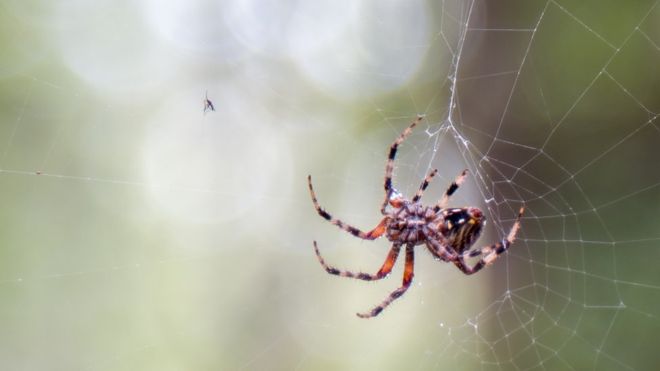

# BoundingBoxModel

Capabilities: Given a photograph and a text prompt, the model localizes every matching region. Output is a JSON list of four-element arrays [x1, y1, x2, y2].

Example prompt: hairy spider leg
[[308, 175, 388, 240], [380, 115, 425, 214], [357, 244, 415, 318], [433, 169, 469, 212], [313, 241, 401, 281], [412, 168, 439, 203], [425, 238, 460, 261], [452, 206, 525, 275]]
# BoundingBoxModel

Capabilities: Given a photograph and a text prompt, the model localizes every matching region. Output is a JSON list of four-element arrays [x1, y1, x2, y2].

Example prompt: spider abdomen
[[439, 207, 485, 254]]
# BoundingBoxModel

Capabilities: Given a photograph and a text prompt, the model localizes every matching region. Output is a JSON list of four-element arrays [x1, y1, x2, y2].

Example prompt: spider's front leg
[[357, 244, 415, 318], [453, 206, 525, 275], [308, 175, 388, 240], [313, 241, 401, 281], [380, 115, 424, 214]]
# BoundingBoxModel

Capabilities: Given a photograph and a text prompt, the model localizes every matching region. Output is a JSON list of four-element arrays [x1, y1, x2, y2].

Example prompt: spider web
[[0, 0, 659, 370], [387, 1, 660, 369]]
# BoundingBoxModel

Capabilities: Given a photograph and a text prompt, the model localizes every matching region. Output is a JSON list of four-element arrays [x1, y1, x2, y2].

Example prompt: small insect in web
[[308, 115, 525, 318], [203, 90, 215, 114]]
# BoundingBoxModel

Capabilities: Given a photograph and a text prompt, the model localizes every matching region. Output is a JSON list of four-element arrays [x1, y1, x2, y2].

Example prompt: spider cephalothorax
[[308, 116, 524, 318]]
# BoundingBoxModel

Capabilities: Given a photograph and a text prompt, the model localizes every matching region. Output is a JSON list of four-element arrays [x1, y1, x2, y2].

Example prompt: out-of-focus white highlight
[[141, 0, 247, 60], [52, 0, 175, 95], [290, 0, 431, 99], [226, 0, 303, 56]]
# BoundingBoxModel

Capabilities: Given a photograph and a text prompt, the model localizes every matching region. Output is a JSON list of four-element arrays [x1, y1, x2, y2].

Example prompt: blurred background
[[0, 0, 659, 370]]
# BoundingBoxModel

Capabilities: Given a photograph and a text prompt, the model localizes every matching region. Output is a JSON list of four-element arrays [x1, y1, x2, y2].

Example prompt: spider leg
[[450, 246, 496, 274], [411, 168, 438, 203], [433, 169, 469, 212], [357, 244, 415, 318], [425, 239, 458, 262], [453, 206, 525, 275], [380, 115, 425, 214], [308, 175, 388, 239], [313, 241, 401, 280]]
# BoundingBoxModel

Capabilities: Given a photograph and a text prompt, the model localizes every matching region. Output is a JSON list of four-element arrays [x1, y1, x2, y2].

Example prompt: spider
[[203, 90, 215, 114], [308, 115, 524, 318]]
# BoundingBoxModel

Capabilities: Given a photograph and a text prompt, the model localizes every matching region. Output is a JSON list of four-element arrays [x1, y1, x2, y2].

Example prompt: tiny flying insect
[[203, 90, 215, 114]]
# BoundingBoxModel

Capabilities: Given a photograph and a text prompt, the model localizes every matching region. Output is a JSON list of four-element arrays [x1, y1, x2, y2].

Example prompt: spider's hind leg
[[412, 168, 438, 203], [453, 206, 525, 275], [434, 169, 468, 212], [313, 241, 401, 281]]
